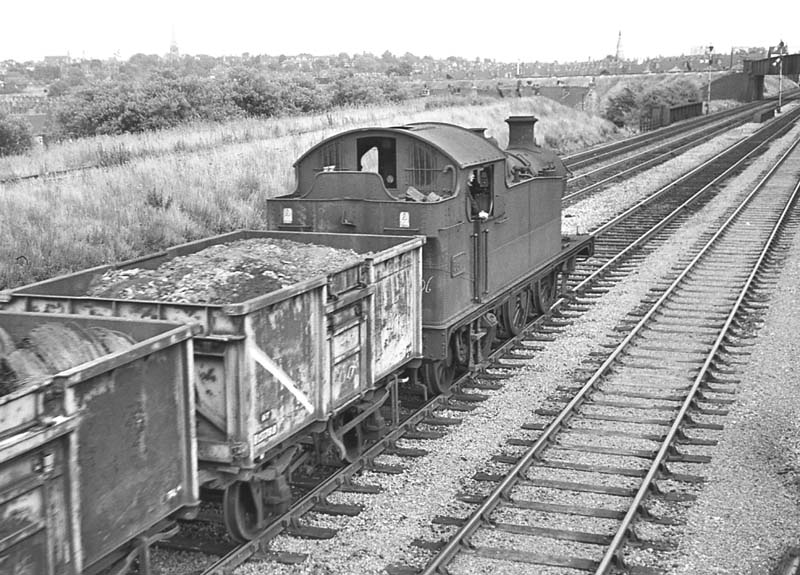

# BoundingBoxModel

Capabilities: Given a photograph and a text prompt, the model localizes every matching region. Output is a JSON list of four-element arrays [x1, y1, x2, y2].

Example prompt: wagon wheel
[[500, 291, 530, 337], [421, 356, 455, 395], [223, 477, 291, 543], [533, 273, 558, 315], [223, 480, 264, 543]]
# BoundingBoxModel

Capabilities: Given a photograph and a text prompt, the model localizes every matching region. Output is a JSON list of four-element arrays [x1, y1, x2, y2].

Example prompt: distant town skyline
[[2, 0, 796, 63]]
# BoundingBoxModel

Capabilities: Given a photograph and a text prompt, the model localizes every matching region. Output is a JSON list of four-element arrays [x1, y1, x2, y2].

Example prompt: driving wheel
[[501, 290, 530, 337], [533, 273, 557, 315]]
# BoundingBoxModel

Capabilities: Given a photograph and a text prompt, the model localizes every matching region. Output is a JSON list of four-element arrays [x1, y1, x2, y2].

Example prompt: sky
[[2, 0, 797, 63]]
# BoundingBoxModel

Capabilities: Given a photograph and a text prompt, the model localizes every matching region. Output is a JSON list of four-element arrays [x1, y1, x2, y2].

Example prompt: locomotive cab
[[267, 117, 590, 393]]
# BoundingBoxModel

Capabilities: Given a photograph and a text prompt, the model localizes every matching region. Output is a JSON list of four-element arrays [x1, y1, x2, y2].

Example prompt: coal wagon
[[0, 312, 198, 574], [0, 230, 424, 541]]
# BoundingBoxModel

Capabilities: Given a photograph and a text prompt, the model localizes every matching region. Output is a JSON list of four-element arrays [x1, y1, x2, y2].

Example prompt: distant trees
[[603, 85, 638, 127], [331, 74, 411, 106], [49, 68, 414, 139], [0, 112, 33, 156], [54, 74, 243, 137], [603, 77, 702, 128]]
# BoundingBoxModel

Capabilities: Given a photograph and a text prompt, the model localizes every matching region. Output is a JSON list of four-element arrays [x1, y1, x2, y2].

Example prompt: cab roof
[[294, 121, 507, 169]]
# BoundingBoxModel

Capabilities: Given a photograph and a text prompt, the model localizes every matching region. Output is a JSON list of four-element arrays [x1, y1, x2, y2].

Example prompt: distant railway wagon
[[0, 231, 424, 542], [0, 312, 198, 574], [266, 115, 593, 392]]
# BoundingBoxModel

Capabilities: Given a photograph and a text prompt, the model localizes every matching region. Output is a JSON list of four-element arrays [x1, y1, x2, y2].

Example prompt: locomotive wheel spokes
[[501, 291, 530, 336], [223, 480, 264, 543], [526, 284, 540, 320], [421, 357, 455, 395], [478, 313, 497, 362], [452, 327, 470, 367], [533, 273, 557, 315]]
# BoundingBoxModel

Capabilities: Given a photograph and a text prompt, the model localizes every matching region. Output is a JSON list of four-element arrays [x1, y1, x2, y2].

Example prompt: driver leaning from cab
[[468, 169, 491, 220]]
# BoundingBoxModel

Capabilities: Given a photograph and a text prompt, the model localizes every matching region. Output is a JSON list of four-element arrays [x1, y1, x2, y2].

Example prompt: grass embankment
[[0, 96, 618, 290]]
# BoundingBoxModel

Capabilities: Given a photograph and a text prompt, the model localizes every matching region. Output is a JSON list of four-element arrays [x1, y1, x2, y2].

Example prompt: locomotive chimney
[[505, 115, 538, 148]]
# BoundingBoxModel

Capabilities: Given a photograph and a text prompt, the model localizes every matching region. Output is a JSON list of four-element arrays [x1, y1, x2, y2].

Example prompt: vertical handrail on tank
[[471, 232, 480, 302], [482, 229, 490, 295]]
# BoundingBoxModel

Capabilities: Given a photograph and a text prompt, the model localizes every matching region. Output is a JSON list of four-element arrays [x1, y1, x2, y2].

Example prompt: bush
[[0, 113, 34, 156], [330, 74, 412, 107], [602, 85, 638, 127], [54, 75, 244, 138], [601, 77, 701, 129], [49, 70, 413, 140]]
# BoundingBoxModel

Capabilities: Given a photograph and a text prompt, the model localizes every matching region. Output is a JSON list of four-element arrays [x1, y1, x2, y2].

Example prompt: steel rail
[[595, 134, 800, 574], [589, 103, 800, 237], [554, 104, 800, 307], [561, 99, 778, 169], [200, 392, 447, 575], [198, 307, 558, 574], [419, 125, 800, 575], [564, 97, 800, 206], [565, 110, 753, 190], [563, 89, 798, 168]]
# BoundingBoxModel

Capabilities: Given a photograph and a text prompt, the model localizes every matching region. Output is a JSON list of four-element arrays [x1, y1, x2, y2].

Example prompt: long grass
[[0, 96, 618, 290]]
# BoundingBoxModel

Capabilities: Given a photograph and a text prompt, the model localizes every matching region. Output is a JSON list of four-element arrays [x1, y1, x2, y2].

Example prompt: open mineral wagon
[[1, 230, 424, 541], [0, 312, 198, 574]]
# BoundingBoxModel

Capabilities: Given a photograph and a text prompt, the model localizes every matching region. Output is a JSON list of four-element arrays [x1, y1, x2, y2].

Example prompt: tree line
[[0, 68, 415, 156]]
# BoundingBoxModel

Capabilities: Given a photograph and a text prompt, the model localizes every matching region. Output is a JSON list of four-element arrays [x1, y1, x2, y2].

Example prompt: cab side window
[[468, 165, 493, 220], [320, 141, 341, 171]]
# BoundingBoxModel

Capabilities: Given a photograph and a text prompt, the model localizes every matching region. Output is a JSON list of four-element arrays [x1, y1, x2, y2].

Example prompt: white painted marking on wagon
[[248, 341, 314, 413]]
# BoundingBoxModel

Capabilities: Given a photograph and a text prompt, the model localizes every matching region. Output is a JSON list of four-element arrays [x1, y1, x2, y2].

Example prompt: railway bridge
[[743, 52, 800, 100]]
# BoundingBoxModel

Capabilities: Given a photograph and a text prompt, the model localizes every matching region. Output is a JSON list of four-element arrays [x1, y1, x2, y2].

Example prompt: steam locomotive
[[267, 115, 593, 392]]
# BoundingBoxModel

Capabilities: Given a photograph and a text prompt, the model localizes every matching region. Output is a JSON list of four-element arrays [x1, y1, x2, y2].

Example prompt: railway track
[[566, 103, 800, 291], [157, 322, 560, 574], [561, 95, 792, 171], [563, 99, 794, 205], [413, 130, 800, 575], [150, 104, 800, 575]]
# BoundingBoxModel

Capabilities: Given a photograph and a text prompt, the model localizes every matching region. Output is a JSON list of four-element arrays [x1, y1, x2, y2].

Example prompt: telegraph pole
[[705, 45, 714, 114]]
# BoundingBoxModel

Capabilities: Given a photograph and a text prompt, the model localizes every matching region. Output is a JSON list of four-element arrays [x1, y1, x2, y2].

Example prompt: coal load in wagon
[[86, 237, 366, 304], [0, 324, 134, 396]]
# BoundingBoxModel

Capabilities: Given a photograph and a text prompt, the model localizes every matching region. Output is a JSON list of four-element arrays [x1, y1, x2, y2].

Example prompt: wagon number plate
[[254, 423, 278, 445]]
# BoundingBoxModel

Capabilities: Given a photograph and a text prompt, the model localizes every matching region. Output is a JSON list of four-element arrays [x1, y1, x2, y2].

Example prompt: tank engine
[[267, 116, 593, 393]]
